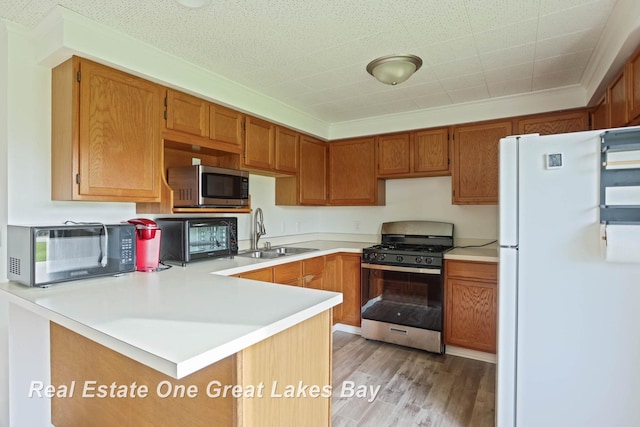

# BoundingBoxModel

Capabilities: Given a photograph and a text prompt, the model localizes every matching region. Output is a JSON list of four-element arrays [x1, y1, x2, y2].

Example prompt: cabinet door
[[445, 278, 497, 353], [377, 133, 411, 176], [275, 127, 299, 174], [413, 128, 450, 175], [591, 95, 609, 130], [77, 59, 162, 201], [329, 137, 378, 205], [243, 116, 274, 170], [210, 103, 243, 148], [338, 254, 361, 327], [165, 89, 209, 137], [452, 121, 512, 205], [517, 111, 589, 135], [627, 48, 640, 122], [273, 261, 302, 287], [608, 71, 628, 128], [302, 257, 325, 290], [299, 136, 328, 205], [323, 254, 342, 324]]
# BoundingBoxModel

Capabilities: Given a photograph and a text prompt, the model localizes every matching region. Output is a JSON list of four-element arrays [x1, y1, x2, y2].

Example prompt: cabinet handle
[[389, 327, 408, 335]]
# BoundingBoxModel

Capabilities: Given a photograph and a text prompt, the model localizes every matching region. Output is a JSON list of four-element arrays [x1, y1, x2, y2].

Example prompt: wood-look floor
[[332, 332, 495, 427]]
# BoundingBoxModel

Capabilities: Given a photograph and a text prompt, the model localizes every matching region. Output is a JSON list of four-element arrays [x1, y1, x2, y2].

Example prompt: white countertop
[[445, 246, 499, 263], [0, 240, 369, 379], [0, 239, 498, 379]]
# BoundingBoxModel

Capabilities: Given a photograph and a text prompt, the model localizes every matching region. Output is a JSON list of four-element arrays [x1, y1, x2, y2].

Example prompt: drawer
[[238, 268, 273, 282], [273, 261, 302, 285], [445, 260, 497, 281], [303, 256, 325, 275]]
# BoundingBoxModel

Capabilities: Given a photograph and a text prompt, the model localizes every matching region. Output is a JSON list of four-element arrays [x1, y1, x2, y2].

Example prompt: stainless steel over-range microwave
[[167, 165, 249, 208]]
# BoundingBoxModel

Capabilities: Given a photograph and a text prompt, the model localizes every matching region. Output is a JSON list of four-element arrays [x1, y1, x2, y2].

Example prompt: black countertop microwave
[[155, 217, 238, 265], [167, 165, 249, 208]]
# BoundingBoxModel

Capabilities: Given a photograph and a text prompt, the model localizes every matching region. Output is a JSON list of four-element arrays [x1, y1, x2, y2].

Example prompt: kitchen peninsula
[[0, 247, 347, 427]]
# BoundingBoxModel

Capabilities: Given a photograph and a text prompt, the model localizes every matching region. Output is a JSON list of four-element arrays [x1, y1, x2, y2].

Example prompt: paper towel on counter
[[601, 224, 640, 263]]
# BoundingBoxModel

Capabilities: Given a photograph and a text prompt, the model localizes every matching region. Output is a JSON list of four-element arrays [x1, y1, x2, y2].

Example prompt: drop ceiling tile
[[533, 50, 593, 76], [430, 56, 484, 81], [474, 19, 539, 54], [419, 36, 479, 66], [413, 92, 454, 110], [483, 63, 534, 83], [487, 77, 533, 97], [537, 2, 612, 40], [535, 28, 603, 59], [480, 43, 536, 70], [447, 84, 490, 104], [439, 72, 486, 91], [532, 66, 584, 91], [538, 0, 599, 15], [464, 0, 541, 33]]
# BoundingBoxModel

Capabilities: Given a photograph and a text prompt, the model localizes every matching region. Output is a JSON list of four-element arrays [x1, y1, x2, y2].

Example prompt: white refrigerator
[[497, 127, 640, 427]]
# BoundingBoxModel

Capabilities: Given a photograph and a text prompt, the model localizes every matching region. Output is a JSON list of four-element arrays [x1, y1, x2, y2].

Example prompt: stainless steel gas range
[[360, 221, 454, 354]]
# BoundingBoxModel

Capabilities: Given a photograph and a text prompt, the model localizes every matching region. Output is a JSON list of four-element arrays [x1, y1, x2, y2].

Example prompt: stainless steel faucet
[[252, 208, 266, 250]]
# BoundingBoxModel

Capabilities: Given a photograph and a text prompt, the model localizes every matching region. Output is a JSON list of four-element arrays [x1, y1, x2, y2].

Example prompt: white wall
[[0, 20, 9, 427]]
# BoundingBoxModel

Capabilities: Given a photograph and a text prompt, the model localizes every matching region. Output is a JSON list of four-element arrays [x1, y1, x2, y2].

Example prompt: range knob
[[425, 257, 433, 265], [378, 253, 386, 261], [396, 255, 404, 262], [368, 253, 377, 261], [415, 256, 423, 264]]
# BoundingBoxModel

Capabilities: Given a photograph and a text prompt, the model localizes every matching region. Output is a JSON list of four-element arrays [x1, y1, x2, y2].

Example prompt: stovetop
[[362, 220, 454, 268]]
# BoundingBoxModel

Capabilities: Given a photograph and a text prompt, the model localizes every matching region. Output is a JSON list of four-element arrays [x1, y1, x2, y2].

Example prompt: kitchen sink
[[236, 247, 318, 259], [236, 250, 284, 259], [268, 247, 318, 255]]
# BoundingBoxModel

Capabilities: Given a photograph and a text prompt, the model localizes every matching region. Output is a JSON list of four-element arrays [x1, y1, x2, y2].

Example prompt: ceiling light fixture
[[175, 0, 211, 8], [366, 54, 423, 85]]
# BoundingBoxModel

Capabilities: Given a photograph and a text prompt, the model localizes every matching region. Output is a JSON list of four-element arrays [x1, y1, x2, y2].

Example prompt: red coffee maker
[[127, 218, 161, 272]]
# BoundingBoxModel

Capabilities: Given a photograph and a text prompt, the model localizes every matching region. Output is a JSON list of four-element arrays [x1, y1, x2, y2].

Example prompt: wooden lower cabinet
[[234, 254, 360, 326], [273, 261, 302, 287], [51, 311, 332, 427], [238, 267, 273, 282], [444, 260, 497, 353]]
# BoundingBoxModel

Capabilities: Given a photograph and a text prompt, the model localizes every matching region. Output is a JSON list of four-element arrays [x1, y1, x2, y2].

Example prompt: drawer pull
[[389, 327, 408, 335]]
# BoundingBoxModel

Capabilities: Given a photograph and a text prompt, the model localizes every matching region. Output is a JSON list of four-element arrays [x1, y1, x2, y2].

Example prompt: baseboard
[[445, 345, 496, 364], [332, 323, 361, 334]]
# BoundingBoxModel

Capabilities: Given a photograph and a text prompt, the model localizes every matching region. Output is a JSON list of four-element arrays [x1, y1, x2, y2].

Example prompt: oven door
[[360, 263, 444, 353]]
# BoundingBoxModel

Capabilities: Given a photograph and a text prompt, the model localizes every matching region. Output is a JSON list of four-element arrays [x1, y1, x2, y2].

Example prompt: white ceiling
[[0, 0, 622, 124]]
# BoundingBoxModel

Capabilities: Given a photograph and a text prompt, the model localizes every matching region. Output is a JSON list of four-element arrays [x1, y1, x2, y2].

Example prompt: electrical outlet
[[191, 157, 201, 165], [354, 220, 361, 231], [281, 221, 285, 233], [296, 221, 301, 233]]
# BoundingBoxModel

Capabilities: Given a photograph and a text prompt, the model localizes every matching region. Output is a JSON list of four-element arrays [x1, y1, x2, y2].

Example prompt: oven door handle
[[361, 263, 441, 275]]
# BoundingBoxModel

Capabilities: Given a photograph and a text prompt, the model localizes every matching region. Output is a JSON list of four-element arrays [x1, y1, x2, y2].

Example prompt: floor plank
[[332, 332, 495, 427]]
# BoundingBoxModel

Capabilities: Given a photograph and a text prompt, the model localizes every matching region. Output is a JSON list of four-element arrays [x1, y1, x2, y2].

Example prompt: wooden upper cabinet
[[329, 137, 384, 205], [627, 48, 640, 123], [377, 128, 449, 178], [275, 126, 299, 174], [209, 103, 243, 148], [52, 56, 162, 202], [591, 95, 609, 130], [517, 111, 589, 135], [243, 116, 275, 170], [165, 89, 209, 137], [413, 128, 450, 175], [609, 70, 628, 128], [452, 121, 512, 205], [299, 136, 328, 205], [377, 132, 411, 176]]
